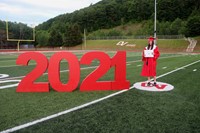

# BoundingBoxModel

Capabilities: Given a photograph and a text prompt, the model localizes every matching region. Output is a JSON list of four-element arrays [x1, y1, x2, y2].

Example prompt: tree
[[48, 29, 63, 47], [34, 0, 199, 37], [107, 29, 122, 36], [170, 18, 183, 35], [186, 15, 200, 37], [63, 23, 83, 47], [36, 30, 49, 46]]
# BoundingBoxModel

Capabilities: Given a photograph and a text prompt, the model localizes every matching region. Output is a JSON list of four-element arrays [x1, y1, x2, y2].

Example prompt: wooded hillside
[[0, 0, 199, 48]]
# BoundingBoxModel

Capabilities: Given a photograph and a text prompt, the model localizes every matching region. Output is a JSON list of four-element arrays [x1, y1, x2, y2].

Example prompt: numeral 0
[[48, 52, 80, 92], [16, 51, 130, 92]]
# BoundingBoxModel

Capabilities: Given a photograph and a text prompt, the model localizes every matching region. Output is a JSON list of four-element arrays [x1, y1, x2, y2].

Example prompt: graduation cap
[[148, 36, 155, 42]]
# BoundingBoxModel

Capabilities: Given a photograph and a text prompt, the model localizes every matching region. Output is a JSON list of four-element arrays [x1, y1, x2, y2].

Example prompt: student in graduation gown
[[141, 36, 160, 86]]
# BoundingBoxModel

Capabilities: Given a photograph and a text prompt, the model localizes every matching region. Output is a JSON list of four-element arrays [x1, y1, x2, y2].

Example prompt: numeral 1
[[111, 51, 130, 90]]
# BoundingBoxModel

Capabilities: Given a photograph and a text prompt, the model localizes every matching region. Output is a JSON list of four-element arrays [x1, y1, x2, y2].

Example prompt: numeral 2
[[16, 52, 49, 92], [80, 51, 111, 91], [80, 51, 130, 91]]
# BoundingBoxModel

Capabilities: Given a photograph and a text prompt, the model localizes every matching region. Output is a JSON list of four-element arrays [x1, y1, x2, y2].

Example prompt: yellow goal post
[[6, 21, 35, 51]]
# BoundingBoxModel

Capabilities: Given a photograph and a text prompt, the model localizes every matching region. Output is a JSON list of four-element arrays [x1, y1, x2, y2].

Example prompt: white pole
[[84, 28, 86, 49], [17, 40, 20, 52], [154, 0, 157, 45], [6, 21, 9, 40]]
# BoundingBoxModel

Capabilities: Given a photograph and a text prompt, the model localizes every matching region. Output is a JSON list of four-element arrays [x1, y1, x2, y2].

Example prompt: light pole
[[84, 28, 87, 50], [154, 0, 157, 45]]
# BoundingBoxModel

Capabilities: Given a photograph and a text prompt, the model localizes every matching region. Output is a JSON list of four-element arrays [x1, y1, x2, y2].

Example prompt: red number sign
[[80, 51, 111, 91], [48, 52, 80, 92], [111, 51, 130, 90], [16, 51, 130, 92], [16, 52, 49, 92]]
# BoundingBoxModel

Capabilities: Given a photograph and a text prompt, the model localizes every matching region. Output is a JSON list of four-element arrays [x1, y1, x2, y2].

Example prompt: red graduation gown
[[141, 45, 160, 77]]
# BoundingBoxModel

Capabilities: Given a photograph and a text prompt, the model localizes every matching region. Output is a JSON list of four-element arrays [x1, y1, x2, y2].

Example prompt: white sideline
[[1, 60, 200, 133]]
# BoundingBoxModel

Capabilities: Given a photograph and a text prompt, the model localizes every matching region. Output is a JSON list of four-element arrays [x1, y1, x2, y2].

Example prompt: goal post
[[6, 21, 35, 51]]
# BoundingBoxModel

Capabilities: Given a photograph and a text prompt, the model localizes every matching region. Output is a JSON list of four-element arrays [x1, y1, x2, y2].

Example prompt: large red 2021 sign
[[16, 51, 130, 92]]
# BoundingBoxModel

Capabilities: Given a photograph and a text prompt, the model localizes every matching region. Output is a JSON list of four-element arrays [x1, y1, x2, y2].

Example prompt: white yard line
[[157, 60, 200, 79], [0, 80, 20, 90], [0, 54, 185, 68], [0, 54, 186, 81], [0, 51, 115, 68], [0, 66, 98, 81], [1, 59, 200, 133]]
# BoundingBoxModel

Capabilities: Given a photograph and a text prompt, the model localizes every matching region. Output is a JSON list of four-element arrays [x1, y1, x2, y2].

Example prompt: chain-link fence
[[87, 35, 185, 40], [0, 35, 186, 51]]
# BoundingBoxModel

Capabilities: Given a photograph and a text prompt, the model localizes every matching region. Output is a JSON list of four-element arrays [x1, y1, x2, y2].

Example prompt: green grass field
[[84, 39, 189, 52], [0, 51, 200, 133]]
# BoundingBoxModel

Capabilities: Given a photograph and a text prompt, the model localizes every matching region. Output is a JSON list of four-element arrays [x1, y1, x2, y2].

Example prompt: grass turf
[[0, 51, 200, 132], [84, 39, 188, 52]]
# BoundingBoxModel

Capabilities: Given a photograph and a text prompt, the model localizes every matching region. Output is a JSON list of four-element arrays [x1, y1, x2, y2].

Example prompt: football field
[[0, 51, 200, 133]]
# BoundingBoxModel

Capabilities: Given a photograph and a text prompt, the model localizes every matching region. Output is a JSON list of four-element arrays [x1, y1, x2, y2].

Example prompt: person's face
[[149, 41, 153, 45]]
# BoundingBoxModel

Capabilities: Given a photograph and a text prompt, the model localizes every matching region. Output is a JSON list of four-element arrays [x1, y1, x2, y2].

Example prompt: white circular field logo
[[133, 81, 174, 92]]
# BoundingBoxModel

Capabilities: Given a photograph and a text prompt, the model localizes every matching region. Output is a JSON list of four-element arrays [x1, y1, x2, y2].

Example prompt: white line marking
[[0, 60, 16, 63], [0, 74, 9, 79], [0, 90, 129, 133], [137, 64, 142, 67], [0, 63, 35, 68], [193, 69, 197, 72], [0, 54, 185, 68], [1, 59, 200, 133], [0, 54, 187, 81], [0, 66, 98, 81], [0, 80, 20, 90], [157, 60, 200, 79], [0, 76, 25, 81], [0, 51, 116, 68], [162, 67, 167, 69]]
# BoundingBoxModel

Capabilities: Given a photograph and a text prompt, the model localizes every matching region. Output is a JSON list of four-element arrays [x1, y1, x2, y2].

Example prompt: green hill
[[34, 0, 199, 47], [0, 0, 200, 49], [37, 0, 199, 32]]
